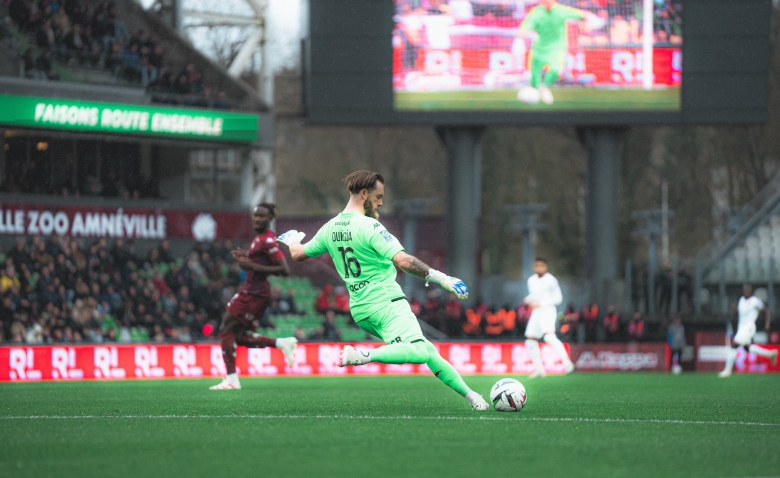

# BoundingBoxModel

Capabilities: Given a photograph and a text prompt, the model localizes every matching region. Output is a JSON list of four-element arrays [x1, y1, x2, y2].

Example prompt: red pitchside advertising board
[[568, 343, 669, 372], [0, 202, 254, 241], [0, 343, 572, 382], [695, 332, 780, 373]]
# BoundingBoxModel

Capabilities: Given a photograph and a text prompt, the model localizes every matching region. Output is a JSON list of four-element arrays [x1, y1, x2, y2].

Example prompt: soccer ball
[[517, 86, 540, 104], [489, 378, 527, 412]]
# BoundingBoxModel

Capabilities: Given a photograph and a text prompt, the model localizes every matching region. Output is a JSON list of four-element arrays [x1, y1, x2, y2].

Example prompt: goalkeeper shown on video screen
[[516, 0, 606, 105]]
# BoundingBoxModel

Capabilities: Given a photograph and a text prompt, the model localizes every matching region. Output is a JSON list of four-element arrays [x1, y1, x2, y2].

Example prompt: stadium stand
[[1, 0, 261, 110]]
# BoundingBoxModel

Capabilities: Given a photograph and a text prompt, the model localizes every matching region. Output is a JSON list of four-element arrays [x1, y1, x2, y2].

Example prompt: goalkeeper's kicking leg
[[338, 302, 489, 410]]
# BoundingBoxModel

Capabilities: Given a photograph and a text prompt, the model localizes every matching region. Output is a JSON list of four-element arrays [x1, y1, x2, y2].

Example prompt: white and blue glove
[[277, 229, 306, 247], [425, 269, 469, 300], [586, 14, 607, 30]]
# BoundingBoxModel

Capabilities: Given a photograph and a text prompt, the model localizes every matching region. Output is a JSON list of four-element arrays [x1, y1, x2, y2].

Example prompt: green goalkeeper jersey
[[520, 4, 584, 57], [303, 212, 405, 321]]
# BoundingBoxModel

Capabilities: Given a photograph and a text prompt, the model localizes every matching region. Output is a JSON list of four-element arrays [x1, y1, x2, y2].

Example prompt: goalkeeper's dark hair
[[256, 202, 277, 219], [343, 170, 384, 195], [535, 257, 548, 264]]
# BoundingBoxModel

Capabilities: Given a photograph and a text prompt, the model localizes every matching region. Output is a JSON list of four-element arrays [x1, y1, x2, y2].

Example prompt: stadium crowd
[[0, 236, 245, 344], [408, 289, 649, 343], [0, 233, 660, 345], [4, 0, 231, 108]]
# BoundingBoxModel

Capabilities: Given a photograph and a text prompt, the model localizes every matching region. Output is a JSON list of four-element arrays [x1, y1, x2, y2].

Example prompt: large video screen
[[392, 0, 682, 112]]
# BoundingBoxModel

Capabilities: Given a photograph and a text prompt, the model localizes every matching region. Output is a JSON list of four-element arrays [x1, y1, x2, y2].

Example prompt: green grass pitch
[[394, 87, 680, 111], [1, 373, 778, 477]]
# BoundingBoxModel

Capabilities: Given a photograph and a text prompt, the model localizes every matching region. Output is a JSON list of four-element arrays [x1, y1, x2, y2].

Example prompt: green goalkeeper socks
[[366, 341, 472, 397], [369, 342, 429, 364], [423, 342, 472, 397]]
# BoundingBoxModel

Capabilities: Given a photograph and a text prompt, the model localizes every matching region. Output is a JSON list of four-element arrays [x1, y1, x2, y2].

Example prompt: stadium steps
[[699, 170, 780, 284]]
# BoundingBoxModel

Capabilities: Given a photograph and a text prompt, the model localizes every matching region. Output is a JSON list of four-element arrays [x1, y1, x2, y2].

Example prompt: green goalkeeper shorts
[[355, 299, 426, 345]]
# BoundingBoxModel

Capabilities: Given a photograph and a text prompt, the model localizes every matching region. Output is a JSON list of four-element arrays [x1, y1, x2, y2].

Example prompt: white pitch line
[[1, 415, 779, 427]]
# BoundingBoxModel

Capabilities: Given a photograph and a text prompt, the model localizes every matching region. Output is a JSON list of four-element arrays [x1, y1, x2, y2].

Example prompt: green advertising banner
[[0, 94, 258, 143]]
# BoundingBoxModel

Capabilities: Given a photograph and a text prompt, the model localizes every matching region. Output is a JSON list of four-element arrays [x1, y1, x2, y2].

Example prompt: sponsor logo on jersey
[[265, 237, 274, 243], [379, 230, 394, 242], [268, 247, 278, 254], [349, 280, 370, 292], [331, 231, 353, 242], [335, 221, 351, 226]]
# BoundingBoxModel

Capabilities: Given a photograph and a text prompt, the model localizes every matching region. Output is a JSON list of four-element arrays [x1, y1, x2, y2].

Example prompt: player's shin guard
[[544, 333, 572, 366], [525, 339, 544, 374], [748, 344, 775, 358], [723, 346, 737, 373], [424, 341, 472, 397], [369, 341, 429, 364], [235, 332, 276, 348], [219, 332, 237, 374]]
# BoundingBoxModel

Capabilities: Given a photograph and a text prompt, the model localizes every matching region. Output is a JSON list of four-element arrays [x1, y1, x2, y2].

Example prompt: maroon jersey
[[239, 229, 284, 297]]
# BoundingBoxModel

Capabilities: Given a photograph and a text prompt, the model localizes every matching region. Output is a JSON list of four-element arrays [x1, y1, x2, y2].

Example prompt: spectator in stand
[[560, 303, 579, 343], [122, 43, 141, 82], [22, 48, 40, 79], [279, 288, 302, 315], [516, 303, 531, 337], [35, 50, 60, 80], [443, 293, 463, 337], [332, 286, 349, 315], [322, 310, 341, 341], [668, 314, 685, 374], [36, 19, 56, 50], [141, 57, 157, 87], [602, 305, 620, 342], [422, 289, 442, 331], [500, 305, 516, 337], [409, 295, 422, 317], [581, 302, 599, 342], [483, 307, 504, 336], [63, 23, 89, 63], [9, 0, 30, 30], [463, 301, 486, 336], [149, 45, 164, 68], [174, 73, 191, 96], [315, 284, 334, 314], [214, 91, 229, 109], [628, 312, 645, 342]]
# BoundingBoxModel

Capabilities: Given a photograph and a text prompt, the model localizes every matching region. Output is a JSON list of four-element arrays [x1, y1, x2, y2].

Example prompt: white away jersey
[[525, 272, 563, 311], [737, 295, 764, 328]]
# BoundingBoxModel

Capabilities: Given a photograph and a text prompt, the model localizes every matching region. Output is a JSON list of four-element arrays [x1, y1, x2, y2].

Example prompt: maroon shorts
[[226, 290, 270, 328]]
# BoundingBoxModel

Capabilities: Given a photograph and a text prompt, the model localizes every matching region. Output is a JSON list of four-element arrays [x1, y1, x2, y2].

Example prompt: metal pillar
[[719, 260, 727, 313], [437, 126, 484, 304], [769, 257, 775, 312], [505, 204, 548, 294], [671, 258, 679, 315], [648, 234, 657, 313], [580, 128, 624, 312], [395, 199, 437, 297], [624, 259, 632, 313], [632, 208, 673, 315], [694, 257, 702, 314]]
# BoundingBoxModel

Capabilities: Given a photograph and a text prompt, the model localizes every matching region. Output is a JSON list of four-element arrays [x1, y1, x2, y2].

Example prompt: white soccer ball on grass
[[517, 86, 540, 104], [489, 378, 527, 412]]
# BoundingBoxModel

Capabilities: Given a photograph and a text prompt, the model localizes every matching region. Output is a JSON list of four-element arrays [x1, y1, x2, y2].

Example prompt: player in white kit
[[524, 258, 575, 378], [719, 284, 778, 377]]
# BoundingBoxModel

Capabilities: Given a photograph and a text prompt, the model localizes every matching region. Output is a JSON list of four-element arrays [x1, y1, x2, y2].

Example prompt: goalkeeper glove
[[425, 269, 469, 300], [277, 230, 306, 246], [586, 14, 607, 30]]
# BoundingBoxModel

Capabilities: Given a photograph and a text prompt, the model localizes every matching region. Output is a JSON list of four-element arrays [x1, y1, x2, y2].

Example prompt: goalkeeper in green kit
[[515, 0, 606, 105], [278, 170, 490, 411]]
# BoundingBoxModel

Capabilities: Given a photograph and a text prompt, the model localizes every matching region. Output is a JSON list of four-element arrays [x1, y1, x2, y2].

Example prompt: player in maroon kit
[[210, 203, 298, 390]]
